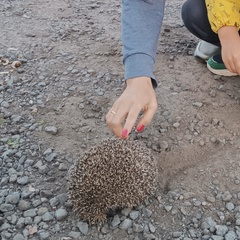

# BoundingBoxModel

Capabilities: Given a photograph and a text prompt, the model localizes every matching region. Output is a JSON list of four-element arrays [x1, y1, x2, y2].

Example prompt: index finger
[[122, 107, 141, 138]]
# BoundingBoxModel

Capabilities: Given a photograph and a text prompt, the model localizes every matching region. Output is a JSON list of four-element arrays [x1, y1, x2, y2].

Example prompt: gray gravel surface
[[1, 0, 240, 239]]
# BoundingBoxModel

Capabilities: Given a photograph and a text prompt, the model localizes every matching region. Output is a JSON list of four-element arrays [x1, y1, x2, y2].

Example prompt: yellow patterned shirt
[[205, 0, 240, 33]]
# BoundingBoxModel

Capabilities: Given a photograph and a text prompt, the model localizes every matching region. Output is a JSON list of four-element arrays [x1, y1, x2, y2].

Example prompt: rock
[[121, 207, 132, 216], [164, 205, 172, 212], [215, 225, 228, 236], [0, 203, 14, 212], [38, 230, 50, 240], [148, 223, 156, 233], [76, 221, 88, 235], [49, 197, 59, 207], [225, 231, 237, 240], [42, 212, 54, 222], [45, 153, 57, 162], [68, 231, 81, 239], [37, 207, 48, 216], [142, 208, 152, 218], [211, 236, 224, 240], [13, 233, 25, 240], [193, 102, 203, 107], [111, 215, 121, 227], [119, 219, 132, 230], [45, 126, 58, 135], [17, 176, 29, 185], [23, 209, 37, 218], [55, 208, 68, 221], [172, 231, 182, 238], [130, 210, 139, 220], [222, 191, 232, 202], [226, 202, 235, 211], [16, 217, 25, 229]]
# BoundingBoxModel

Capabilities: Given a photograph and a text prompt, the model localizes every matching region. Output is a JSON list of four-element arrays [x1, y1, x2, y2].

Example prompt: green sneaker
[[207, 54, 238, 76]]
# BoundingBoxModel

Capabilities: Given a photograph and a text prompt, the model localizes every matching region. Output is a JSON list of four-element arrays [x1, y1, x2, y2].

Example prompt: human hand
[[218, 26, 240, 75], [106, 76, 157, 138]]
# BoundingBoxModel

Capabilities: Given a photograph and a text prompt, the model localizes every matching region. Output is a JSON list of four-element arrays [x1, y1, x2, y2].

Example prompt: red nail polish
[[137, 125, 145, 133], [121, 129, 128, 138]]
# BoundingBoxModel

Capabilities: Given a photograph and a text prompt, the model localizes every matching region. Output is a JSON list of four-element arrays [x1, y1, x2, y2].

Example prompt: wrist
[[218, 26, 239, 45], [126, 77, 152, 88]]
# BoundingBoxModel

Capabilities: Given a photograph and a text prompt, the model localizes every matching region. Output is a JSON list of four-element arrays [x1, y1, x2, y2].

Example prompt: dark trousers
[[181, 0, 221, 47]]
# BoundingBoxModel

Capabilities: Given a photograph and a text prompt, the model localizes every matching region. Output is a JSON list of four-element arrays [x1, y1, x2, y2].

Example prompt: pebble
[[142, 208, 152, 218], [0, 203, 14, 212], [111, 215, 121, 227], [133, 223, 144, 233], [193, 102, 203, 107], [222, 191, 232, 202], [226, 202, 235, 211], [149, 223, 156, 233], [76, 221, 89, 235], [172, 231, 182, 238], [225, 231, 237, 240], [130, 210, 139, 220], [38, 230, 50, 240], [215, 225, 228, 236], [119, 219, 132, 230], [13, 233, 25, 240], [17, 176, 29, 185], [44, 126, 58, 135], [121, 207, 132, 216], [55, 208, 68, 221], [68, 231, 81, 239], [42, 212, 54, 222], [5, 192, 20, 204]]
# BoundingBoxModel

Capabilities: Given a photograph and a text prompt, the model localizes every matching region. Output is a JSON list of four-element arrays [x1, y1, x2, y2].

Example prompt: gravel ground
[[1, 0, 240, 239]]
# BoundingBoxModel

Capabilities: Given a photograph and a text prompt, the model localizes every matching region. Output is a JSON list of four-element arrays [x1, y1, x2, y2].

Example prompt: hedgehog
[[68, 138, 157, 224]]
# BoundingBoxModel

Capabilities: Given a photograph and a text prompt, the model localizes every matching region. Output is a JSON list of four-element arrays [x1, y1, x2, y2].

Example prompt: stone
[[5, 192, 20, 204], [215, 225, 228, 236], [42, 212, 54, 222], [18, 200, 31, 211], [76, 221, 88, 235], [130, 210, 139, 220], [17, 176, 29, 185], [119, 219, 132, 230], [45, 126, 58, 135], [111, 215, 121, 227], [13, 233, 25, 240], [0, 203, 14, 212], [55, 208, 68, 221], [226, 202, 235, 211], [225, 231, 237, 240], [133, 223, 144, 233], [142, 208, 152, 218], [68, 231, 81, 239]]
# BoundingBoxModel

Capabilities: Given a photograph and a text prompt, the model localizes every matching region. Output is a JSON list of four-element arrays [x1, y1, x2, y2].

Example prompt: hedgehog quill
[[68, 138, 157, 224]]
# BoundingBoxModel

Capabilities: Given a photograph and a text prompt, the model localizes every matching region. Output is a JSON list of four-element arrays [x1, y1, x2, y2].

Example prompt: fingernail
[[137, 125, 145, 133], [121, 129, 128, 138]]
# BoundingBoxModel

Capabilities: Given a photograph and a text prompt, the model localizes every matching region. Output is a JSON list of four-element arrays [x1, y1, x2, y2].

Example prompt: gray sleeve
[[122, 0, 165, 88]]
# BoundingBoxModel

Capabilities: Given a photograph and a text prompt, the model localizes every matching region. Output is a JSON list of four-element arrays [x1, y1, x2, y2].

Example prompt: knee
[[181, 0, 204, 30]]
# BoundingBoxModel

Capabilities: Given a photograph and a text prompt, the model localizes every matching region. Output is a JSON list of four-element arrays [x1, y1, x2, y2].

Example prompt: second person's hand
[[106, 76, 158, 138]]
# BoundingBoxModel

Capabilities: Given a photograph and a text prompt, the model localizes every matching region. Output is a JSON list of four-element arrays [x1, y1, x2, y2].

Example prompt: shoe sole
[[194, 56, 207, 64], [207, 63, 238, 77]]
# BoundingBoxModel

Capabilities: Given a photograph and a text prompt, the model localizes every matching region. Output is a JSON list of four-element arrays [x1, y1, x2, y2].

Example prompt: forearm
[[218, 26, 239, 46], [122, 0, 165, 87]]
